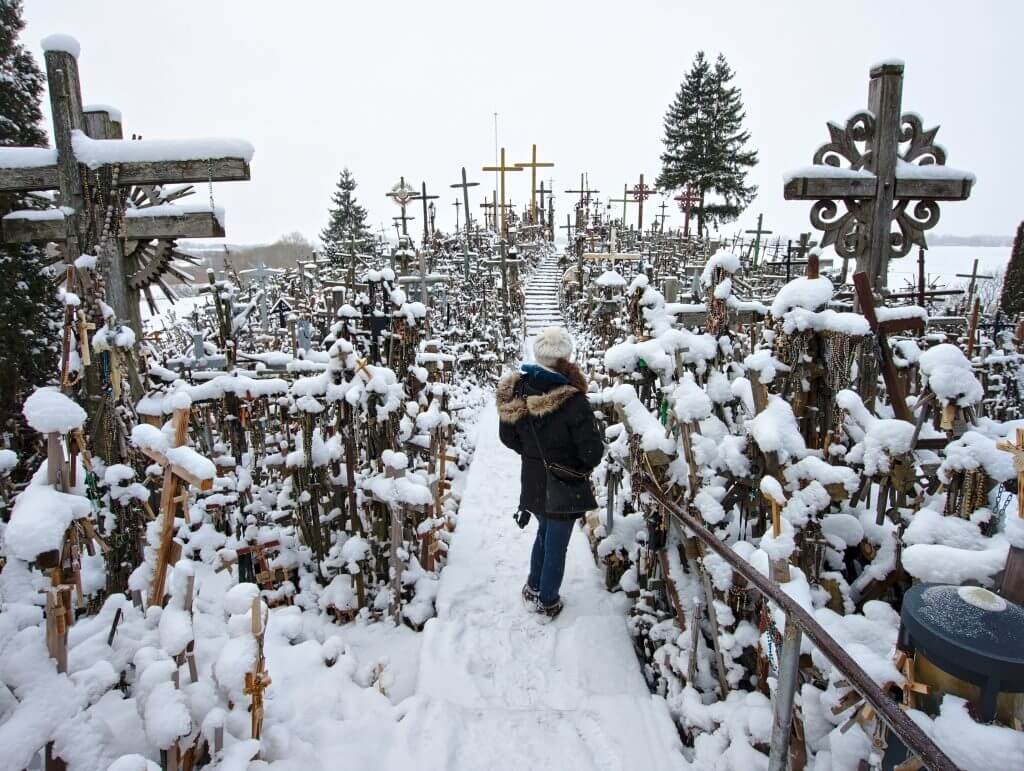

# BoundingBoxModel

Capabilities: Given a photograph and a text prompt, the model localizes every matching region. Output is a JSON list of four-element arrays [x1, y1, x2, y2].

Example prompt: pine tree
[[1001, 221, 1024, 318], [657, 52, 758, 236], [320, 168, 371, 263], [0, 0, 61, 450]]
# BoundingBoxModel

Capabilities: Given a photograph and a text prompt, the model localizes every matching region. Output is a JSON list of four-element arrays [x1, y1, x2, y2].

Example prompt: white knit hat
[[532, 326, 574, 367]]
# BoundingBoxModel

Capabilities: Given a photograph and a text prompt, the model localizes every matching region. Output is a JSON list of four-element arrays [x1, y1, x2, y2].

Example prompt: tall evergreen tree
[[1001, 221, 1024, 318], [0, 0, 61, 451], [320, 168, 371, 263], [657, 52, 758, 236]]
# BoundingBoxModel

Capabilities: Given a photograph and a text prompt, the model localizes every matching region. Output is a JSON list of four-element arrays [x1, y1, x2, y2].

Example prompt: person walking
[[497, 327, 603, 618]]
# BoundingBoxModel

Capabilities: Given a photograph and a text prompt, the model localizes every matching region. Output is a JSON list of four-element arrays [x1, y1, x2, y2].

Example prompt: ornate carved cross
[[784, 62, 973, 290], [630, 173, 655, 232]]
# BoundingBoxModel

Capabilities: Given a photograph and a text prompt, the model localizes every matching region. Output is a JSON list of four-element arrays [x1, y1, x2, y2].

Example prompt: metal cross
[[630, 173, 655, 233]]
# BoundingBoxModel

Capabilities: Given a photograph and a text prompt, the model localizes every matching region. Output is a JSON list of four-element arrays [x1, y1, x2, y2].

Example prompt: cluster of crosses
[[548, 61, 1024, 771], [0, 36, 567, 771]]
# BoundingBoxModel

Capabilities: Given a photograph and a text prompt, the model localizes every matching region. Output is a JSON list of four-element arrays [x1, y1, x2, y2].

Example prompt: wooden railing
[[641, 480, 959, 771]]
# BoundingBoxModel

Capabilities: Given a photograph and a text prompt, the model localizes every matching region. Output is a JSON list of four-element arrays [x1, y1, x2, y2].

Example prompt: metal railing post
[[768, 614, 803, 771]]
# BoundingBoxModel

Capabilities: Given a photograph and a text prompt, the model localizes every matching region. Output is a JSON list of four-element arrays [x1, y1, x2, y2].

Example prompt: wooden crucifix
[[674, 185, 699, 237], [408, 181, 438, 248], [137, 408, 215, 607], [244, 596, 272, 741], [784, 62, 973, 290], [482, 148, 522, 238], [744, 213, 772, 268], [656, 199, 669, 232], [630, 173, 655, 233], [514, 143, 554, 223], [0, 42, 250, 335]]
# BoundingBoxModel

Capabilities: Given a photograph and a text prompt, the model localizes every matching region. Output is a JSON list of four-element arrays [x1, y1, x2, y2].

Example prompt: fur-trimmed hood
[[496, 371, 580, 424]]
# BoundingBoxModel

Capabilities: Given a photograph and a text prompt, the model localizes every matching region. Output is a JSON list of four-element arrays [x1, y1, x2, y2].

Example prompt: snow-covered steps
[[524, 255, 565, 334], [399, 406, 686, 770]]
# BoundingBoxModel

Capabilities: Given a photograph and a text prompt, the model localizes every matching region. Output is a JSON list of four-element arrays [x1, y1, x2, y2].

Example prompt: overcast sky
[[20, 0, 1024, 247]]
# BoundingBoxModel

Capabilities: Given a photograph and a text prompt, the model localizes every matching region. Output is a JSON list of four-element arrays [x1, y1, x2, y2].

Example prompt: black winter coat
[[497, 366, 604, 521]]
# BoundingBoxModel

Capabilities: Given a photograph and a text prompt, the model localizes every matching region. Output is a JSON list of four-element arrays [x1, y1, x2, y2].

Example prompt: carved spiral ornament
[[803, 108, 951, 266]]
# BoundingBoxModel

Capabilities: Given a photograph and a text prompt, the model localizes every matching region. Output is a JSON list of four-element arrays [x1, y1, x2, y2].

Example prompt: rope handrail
[[641, 479, 960, 771]]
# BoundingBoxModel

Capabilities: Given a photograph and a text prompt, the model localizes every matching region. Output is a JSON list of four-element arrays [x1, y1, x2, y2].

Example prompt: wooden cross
[[482, 148, 523, 238], [536, 181, 552, 223], [852, 271, 924, 423], [630, 174, 655, 232], [479, 196, 495, 230], [559, 214, 574, 241], [450, 167, 479, 236], [514, 143, 554, 223], [75, 310, 95, 367], [608, 184, 630, 225], [243, 596, 271, 741], [674, 185, 700, 237], [744, 213, 773, 268], [784, 62, 973, 290], [0, 42, 249, 335], [565, 173, 600, 209], [408, 181, 439, 247], [656, 199, 669, 232], [138, 408, 214, 607], [997, 429, 1024, 521], [955, 258, 995, 306], [451, 198, 461, 232]]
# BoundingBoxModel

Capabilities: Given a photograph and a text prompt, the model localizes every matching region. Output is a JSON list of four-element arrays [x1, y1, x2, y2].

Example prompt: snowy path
[[525, 253, 564, 334], [392, 404, 686, 770]]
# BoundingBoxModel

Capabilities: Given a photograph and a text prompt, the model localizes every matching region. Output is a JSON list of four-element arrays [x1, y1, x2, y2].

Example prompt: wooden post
[[997, 429, 1024, 603]]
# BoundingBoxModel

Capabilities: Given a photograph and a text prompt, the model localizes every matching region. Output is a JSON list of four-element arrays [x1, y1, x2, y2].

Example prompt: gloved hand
[[514, 509, 531, 529]]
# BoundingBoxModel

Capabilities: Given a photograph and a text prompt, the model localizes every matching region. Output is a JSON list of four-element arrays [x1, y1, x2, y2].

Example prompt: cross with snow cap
[[784, 61, 973, 290], [0, 36, 251, 334]]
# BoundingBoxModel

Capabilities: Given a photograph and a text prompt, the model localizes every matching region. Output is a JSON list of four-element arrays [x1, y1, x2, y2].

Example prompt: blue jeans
[[527, 516, 574, 606]]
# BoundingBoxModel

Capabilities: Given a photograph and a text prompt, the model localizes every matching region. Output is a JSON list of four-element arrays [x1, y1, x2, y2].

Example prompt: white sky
[[21, 0, 1024, 246]]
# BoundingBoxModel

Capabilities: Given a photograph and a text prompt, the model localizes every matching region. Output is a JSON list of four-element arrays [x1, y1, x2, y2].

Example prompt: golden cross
[[482, 147, 523, 238], [997, 428, 1024, 520], [514, 144, 554, 224]]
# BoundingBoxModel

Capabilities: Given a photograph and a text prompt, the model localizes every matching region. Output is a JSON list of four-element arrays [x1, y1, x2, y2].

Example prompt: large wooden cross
[[449, 167, 479, 236], [630, 174, 655, 233], [784, 62, 973, 290], [514, 144, 554, 223], [0, 40, 250, 335], [674, 185, 699, 237], [482, 148, 522, 238]]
